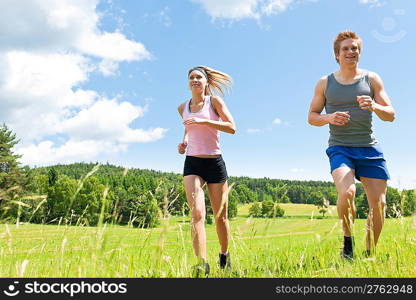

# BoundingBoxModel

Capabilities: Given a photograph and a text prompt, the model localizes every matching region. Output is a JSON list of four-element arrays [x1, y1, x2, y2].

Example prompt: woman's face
[[188, 70, 207, 93]]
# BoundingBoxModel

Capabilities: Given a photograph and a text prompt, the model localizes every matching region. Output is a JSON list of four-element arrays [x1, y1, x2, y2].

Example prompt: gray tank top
[[324, 71, 377, 147]]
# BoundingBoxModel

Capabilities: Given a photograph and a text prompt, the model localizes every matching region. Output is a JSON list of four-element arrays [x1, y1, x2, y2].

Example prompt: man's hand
[[357, 95, 375, 112], [328, 111, 351, 126]]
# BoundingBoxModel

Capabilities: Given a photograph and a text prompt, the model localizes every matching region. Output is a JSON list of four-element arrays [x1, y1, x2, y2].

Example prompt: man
[[308, 31, 395, 259]]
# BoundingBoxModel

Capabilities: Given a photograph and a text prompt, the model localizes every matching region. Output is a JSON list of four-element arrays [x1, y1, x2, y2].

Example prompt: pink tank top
[[182, 96, 221, 156]]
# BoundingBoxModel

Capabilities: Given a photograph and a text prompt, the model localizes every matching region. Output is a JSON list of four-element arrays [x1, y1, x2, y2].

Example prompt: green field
[[1, 204, 415, 278]]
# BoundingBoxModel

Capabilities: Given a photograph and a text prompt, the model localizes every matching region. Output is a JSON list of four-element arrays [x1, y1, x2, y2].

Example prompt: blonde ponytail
[[188, 66, 233, 96]]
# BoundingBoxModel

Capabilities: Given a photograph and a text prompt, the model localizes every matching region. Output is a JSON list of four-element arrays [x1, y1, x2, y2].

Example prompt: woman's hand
[[178, 141, 187, 154], [183, 117, 207, 126]]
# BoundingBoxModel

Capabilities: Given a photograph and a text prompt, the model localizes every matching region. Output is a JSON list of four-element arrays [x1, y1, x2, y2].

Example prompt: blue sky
[[1, 0, 415, 189]]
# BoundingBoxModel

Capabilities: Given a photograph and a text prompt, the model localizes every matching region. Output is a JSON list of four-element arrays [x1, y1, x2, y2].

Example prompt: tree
[[356, 186, 405, 219], [402, 190, 416, 216], [260, 200, 285, 218], [235, 184, 258, 203], [386, 187, 402, 218], [29, 174, 49, 195], [355, 193, 368, 219], [248, 202, 262, 217], [48, 168, 58, 186], [323, 189, 337, 205], [274, 203, 285, 217], [75, 176, 107, 225], [0, 124, 26, 220], [204, 193, 213, 224], [261, 199, 275, 217], [21, 162, 358, 225], [134, 192, 161, 228], [266, 183, 290, 203], [227, 189, 238, 219], [46, 175, 78, 223], [0, 124, 24, 190], [315, 195, 330, 217], [166, 183, 188, 216], [306, 191, 324, 205]]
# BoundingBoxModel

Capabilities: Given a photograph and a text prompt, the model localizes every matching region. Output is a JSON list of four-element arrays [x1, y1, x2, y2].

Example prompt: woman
[[178, 66, 236, 277]]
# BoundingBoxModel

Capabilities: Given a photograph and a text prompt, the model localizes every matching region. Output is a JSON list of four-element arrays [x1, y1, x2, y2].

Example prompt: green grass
[[0, 204, 415, 278]]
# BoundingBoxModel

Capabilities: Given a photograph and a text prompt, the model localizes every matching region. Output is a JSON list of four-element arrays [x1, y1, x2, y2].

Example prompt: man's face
[[336, 39, 360, 65]]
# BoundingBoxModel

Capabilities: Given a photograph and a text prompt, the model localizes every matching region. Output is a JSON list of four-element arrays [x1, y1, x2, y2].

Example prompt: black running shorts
[[183, 155, 228, 183]]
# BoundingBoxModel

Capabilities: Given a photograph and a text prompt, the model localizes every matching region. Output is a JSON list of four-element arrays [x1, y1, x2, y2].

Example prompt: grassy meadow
[[0, 203, 415, 278]]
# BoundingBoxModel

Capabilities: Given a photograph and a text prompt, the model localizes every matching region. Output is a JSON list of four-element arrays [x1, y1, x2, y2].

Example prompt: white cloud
[[58, 100, 146, 140], [58, 99, 167, 143], [119, 128, 167, 143], [0, 0, 150, 59], [0, 0, 151, 79], [389, 176, 416, 191], [247, 117, 286, 134], [99, 59, 120, 77], [261, 0, 294, 15], [247, 128, 262, 134], [0, 0, 165, 166], [192, 0, 260, 20], [159, 7, 173, 27], [17, 140, 128, 166], [290, 168, 305, 173], [359, 0, 378, 4], [358, 0, 382, 7], [192, 0, 296, 20], [69, 90, 99, 108], [193, 0, 380, 20], [78, 32, 151, 62], [143, 6, 173, 29], [0, 51, 92, 141], [272, 118, 282, 125], [2, 51, 88, 104]]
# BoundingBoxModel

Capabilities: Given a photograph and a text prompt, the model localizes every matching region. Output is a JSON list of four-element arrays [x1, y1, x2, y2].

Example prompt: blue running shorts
[[326, 145, 390, 181]]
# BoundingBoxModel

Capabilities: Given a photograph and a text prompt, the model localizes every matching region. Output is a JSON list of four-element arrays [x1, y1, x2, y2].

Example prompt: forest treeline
[[1, 124, 415, 228]]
